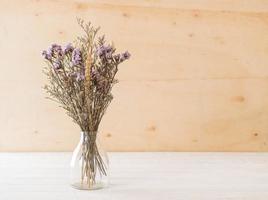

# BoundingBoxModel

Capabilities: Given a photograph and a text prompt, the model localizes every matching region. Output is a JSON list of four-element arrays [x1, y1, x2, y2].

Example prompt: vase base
[[71, 182, 107, 190]]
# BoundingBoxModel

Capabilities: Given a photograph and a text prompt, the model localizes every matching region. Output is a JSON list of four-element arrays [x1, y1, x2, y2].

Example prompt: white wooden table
[[0, 153, 268, 200]]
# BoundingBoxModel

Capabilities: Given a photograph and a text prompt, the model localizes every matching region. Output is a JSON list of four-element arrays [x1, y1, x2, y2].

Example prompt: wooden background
[[0, 0, 268, 151]]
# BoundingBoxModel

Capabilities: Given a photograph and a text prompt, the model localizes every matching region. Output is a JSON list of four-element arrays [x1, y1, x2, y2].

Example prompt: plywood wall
[[0, 0, 268, 151]]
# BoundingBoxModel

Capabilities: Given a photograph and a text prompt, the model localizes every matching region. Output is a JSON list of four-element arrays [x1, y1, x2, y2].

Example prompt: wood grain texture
[[1, 152, 268, 199], [0, 0, 268, 151]]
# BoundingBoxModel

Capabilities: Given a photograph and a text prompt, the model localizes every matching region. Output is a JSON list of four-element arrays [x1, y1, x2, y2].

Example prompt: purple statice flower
[[68, 72, 77, 78], [91, 69, 108, 92], [63, 43, 74, 55], [42, 50, 46, 57], [97, 45, 114, 59], [106, 52, 113, 59], [119, 51, 131, 62], [113, 54, 120, 62], [96, 45, 104, 56], [51, 44, 63, 56], [123, 51, 131, 59], [51, 44, 61, 51], [91, 68, 101, 81], [42, 50, 52, 60], [53, 60, 62, 70], [68, 71, 85, 82], [105, 45, 113, 53], [72, 48, 83, 66], [47, 47, 53, 56], [75, 72, 85, 82]]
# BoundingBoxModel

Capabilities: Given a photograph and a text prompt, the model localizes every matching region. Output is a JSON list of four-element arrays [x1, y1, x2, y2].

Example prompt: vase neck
[[80, 131, 98, 142]]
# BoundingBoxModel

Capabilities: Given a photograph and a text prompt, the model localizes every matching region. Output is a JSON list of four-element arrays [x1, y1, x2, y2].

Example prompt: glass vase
[[70, 131, 109, 190]]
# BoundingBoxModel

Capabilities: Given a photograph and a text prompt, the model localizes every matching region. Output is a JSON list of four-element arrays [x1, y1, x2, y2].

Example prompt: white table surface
[[0, 152, 268, 200]]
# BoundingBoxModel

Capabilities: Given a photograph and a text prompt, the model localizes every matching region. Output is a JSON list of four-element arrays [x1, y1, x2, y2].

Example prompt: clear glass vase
[[70, 131, 109, 190]]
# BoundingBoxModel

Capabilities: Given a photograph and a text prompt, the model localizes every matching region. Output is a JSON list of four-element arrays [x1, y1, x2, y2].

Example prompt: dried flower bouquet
[[42, 19, 130, 189]]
